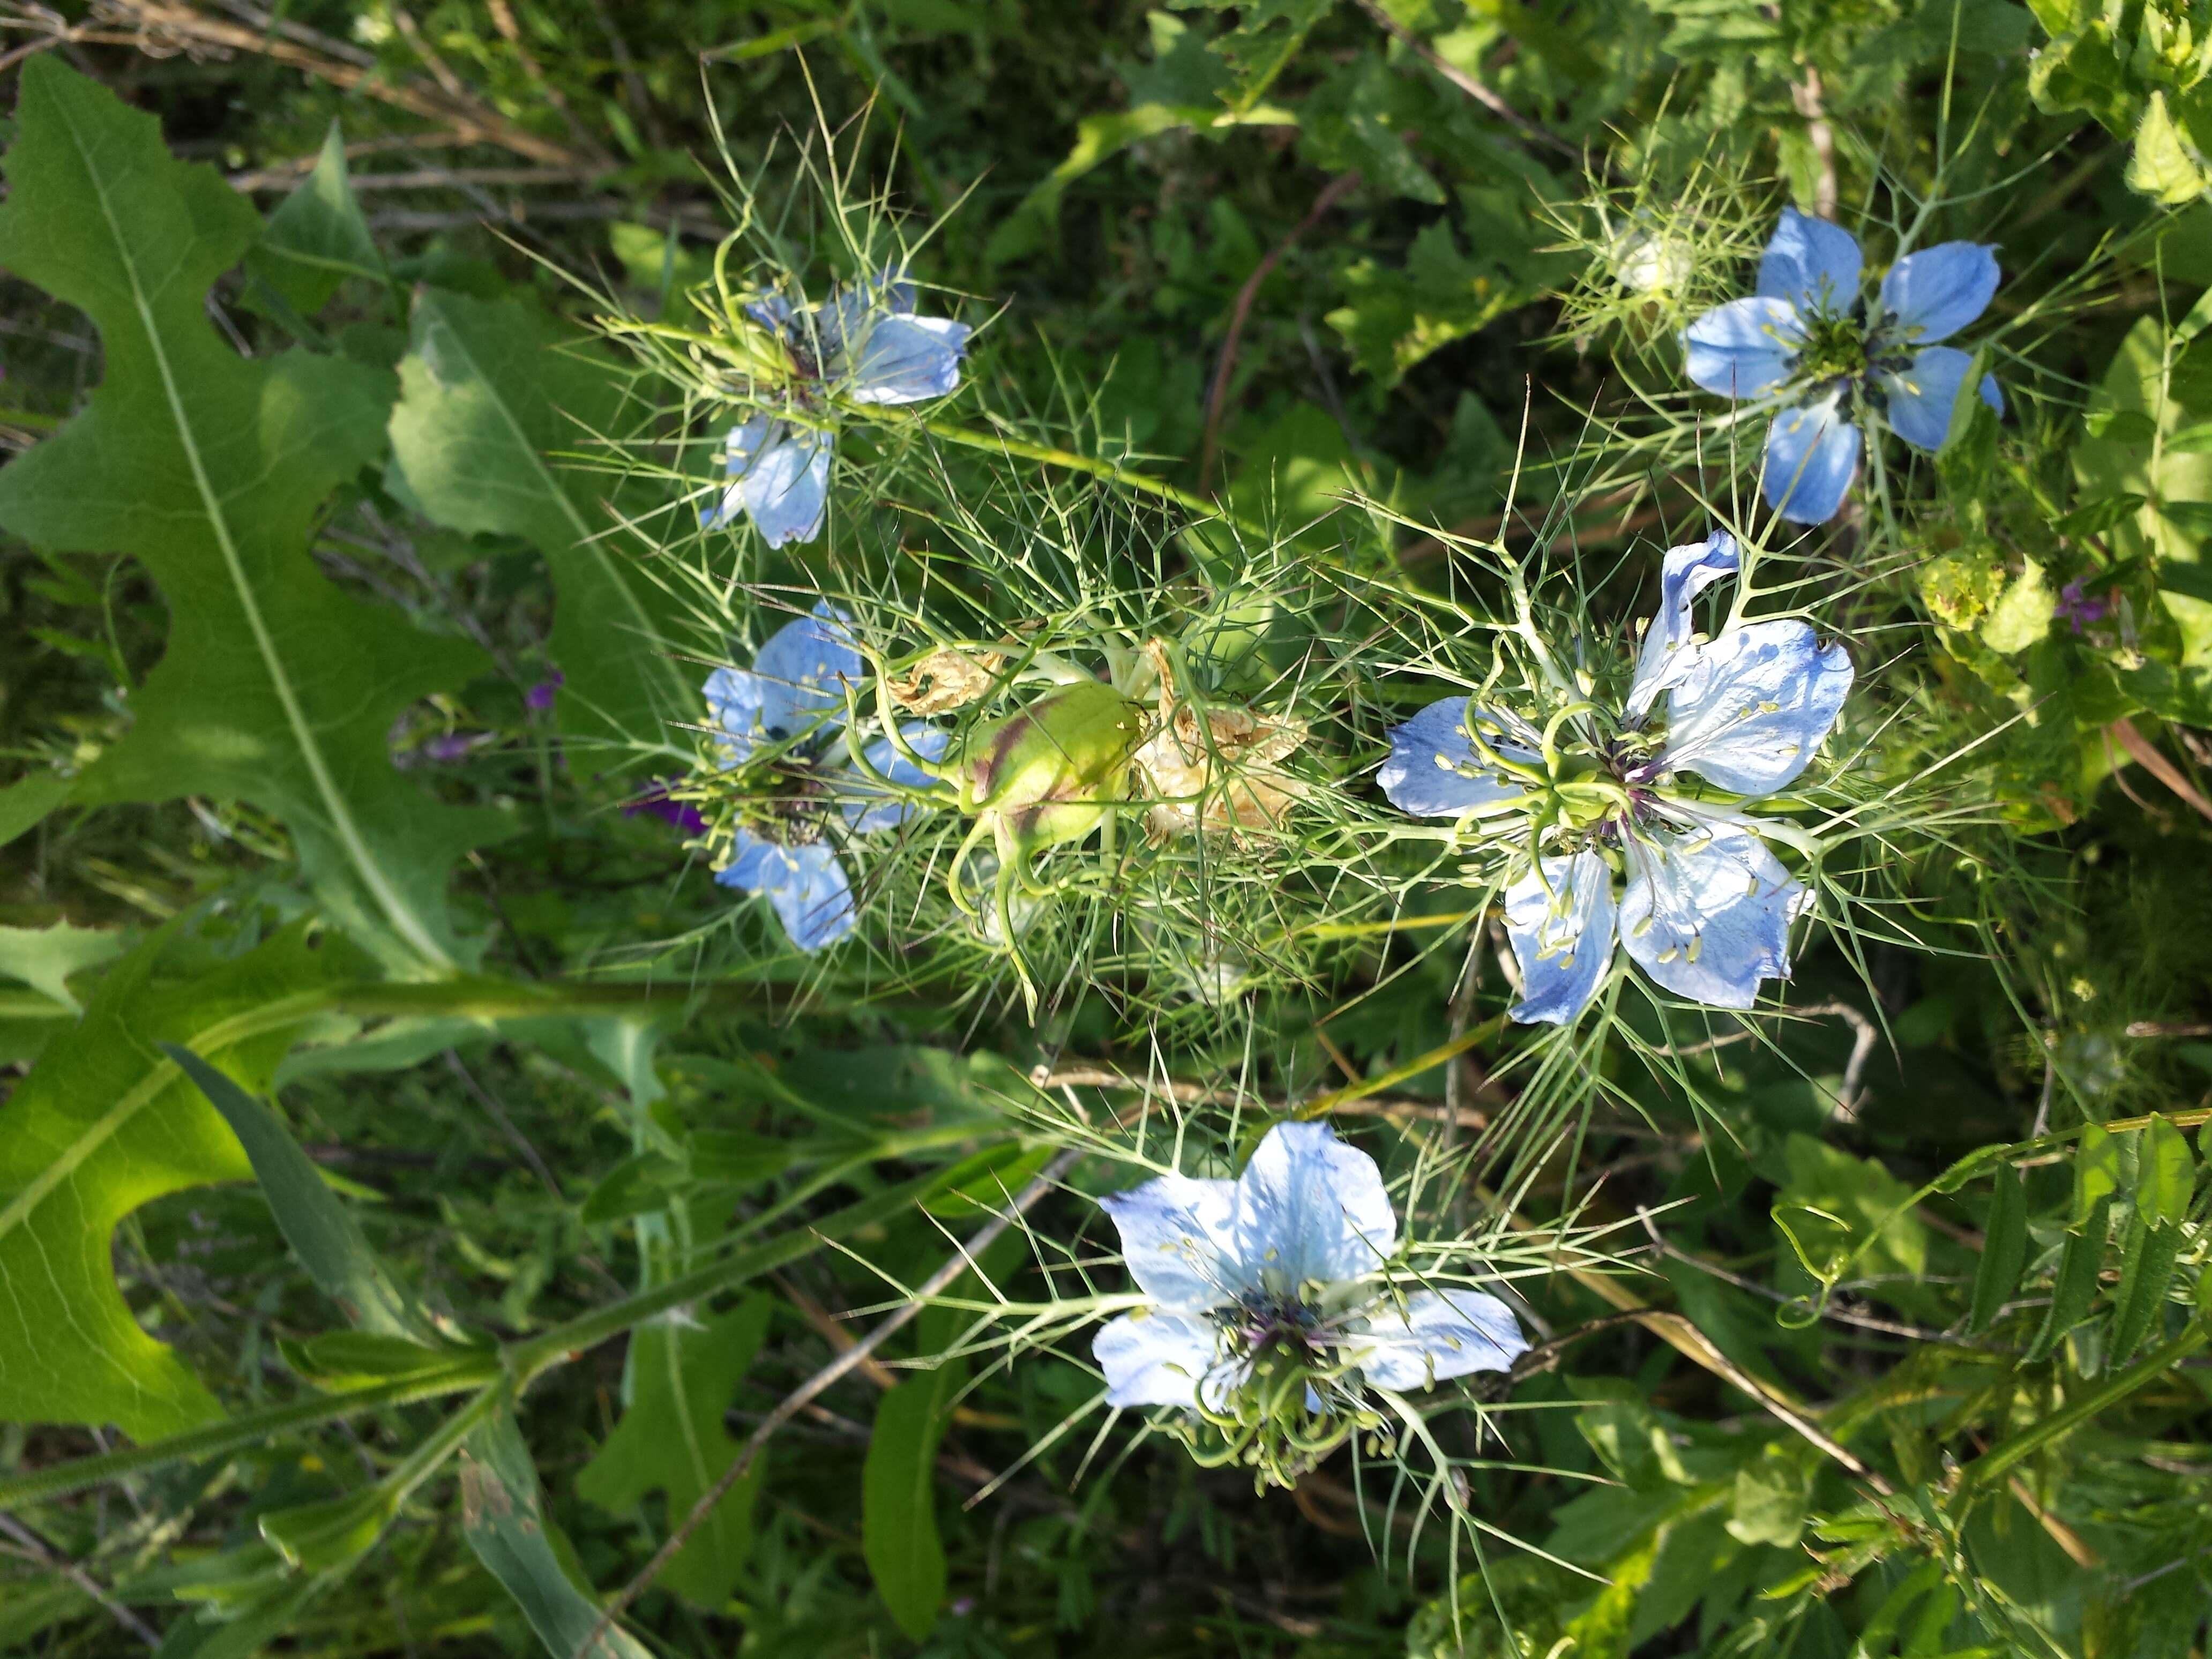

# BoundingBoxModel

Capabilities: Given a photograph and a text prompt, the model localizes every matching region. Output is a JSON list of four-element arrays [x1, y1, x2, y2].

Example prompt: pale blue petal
[[1627, 531, 1740, 722], [1099, 1172, 1245, 1310], [1762, 394, 1860, 524], [1756, 209, 1862, 317], [745, 294, 797, 332], [1504, 851, 1618, 1026], [714, 831, 857, 952], [1230, 1122, 1400, 1290], [1980, 372, 2004, 415], [1877, 242, 1999, 345], [846, 315, 972, 405], [1660, 619, 1853, 797], [701, 667, 772, 767], [756, 602, 862, 726], [1683, 296, 1802, 399], [1376, 697, 1542, 817], [1094, 1311, 1223, 1409], [1619, 820, 1801, 1008], [843, 723, 953, 831], [1880, 346, 1972, 453], [1342, 1289, 1528, 1392], [700, 417, 781, 528], [737, 425, 831, 546]]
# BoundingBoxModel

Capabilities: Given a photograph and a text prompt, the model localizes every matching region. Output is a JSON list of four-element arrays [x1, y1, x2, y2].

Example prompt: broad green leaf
[[2142, 1112, 2196, 1226], [2128, 92, 2212, 205], [0, 771, 71, 850], [166, 1043, 427, 1339], [863, 1355, 968, 1639], [2109, 1206, 2184, 1362], [0, 919, 124, 1011], [248, 121, 388, 317], [1724, 1445, 1810, 1549], [387, 289, 696, 754], [576, 1296, 774, 1609], [2073, 1123, 2122, 1226], [1325, 220, 1535, 383], [2026, 1196, 2110, 1364], [464, 1409, 653, 1659], [1967, 1162, 2029, 1334], [0, 58, 500, 974], [0, 924, 364, 1437], [1776, 1134, 1928, 1286]]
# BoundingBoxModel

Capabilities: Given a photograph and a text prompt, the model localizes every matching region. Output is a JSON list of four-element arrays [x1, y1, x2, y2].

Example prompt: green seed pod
[[965, 679, 1145, 850]]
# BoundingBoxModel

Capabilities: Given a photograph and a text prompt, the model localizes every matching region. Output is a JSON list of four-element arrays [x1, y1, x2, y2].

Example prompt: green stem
[[1290, 1017, 1511, 1120], [1958, 1315, 2210, 1492], [0, 1362, 499, 1509], [920, 417, 1266, 537], [506, 1161, 970, 1383]]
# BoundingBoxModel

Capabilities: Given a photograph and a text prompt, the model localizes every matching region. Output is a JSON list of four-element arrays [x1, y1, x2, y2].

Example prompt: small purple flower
[[624, 781, 708, 837], [424, 731, 492, 763], [526, 671, 565, 712], [2057, 579, 2111, 635]]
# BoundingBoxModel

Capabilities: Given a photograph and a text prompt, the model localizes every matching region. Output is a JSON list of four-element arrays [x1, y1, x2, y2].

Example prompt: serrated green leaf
[[248, 121, 388, 318], [0, 920, 124, 1011], [863, 1355, 967, 1640], [1967, 1162, 2028, 1334], [166, 1043, 427, 1340], [0, 58, 501, 974], [386, 289, 695, 754], [2128, 92, 2212, 206], [463, 1408, 653, 1659], [576, 1296, 773, 1609], [0, 924, 366, 1437]]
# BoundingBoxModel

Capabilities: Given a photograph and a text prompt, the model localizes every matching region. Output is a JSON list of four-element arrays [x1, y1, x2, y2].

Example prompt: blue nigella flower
[[701, 601, 948, 951], [1683, 209, 2003, 525], [1093, 1122, 1527, 1411], [1377, 532, 1852, 1026], [703, 271, 972, 547]]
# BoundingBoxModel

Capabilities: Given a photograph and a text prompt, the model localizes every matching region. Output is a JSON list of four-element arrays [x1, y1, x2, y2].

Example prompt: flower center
[[1791, 305, 1870, 386], [730, 755, 835, 846]]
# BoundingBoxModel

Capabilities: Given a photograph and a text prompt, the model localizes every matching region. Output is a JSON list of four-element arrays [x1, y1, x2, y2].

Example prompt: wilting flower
[[701, 271, 972, 546], [1683, 209, 2003, 524], [701, 602, 947, 950], [1093, 1122, 1526, 1483], [1378, 532, 1851, 1025]]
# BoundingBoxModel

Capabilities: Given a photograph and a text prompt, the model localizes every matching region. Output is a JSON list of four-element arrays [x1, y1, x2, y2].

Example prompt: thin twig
[[1344, 0, 1578, 157], [1198, 169, 1360, 490], [2109, 716, 2212, 825], [574, 1149, 1082, 1656], [0, 1514, 159, 1648]]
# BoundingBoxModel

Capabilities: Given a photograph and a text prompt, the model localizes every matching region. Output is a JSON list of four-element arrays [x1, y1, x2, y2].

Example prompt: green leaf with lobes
[[0, 57, 503, 974], [576, 1295, 775, 1609], [0, 924, 370, 1438], [386, 287, 698, 754]]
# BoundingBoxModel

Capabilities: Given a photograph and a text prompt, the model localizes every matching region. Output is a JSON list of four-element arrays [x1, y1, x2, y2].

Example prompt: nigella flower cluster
[[1095, 1122, 1527, 1486], [701, 603, 948, 950], [702, 270, 971, 546], [1380, 532, 1851, 1025], [1684, 209, 2002, 524]]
